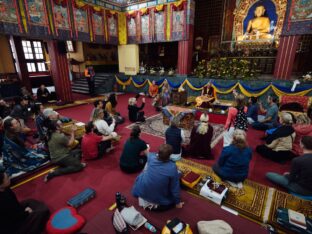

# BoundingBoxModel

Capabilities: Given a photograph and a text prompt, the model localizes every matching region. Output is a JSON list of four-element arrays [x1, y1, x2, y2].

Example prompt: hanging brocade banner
[[0, 0, 24, 35], [171, 1, 187, 41], [72, 0, 90, 42], [126, 11, 138, 44], [51, 0, 72, 40], [154, 5, 166, 42], [106, 10, 118, 45], [140, 8, 152, 43], [23, 0, 51, 37], [91, 7, 105, 44]]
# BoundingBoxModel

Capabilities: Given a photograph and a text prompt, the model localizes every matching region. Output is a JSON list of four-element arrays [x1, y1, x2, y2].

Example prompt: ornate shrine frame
[[233, 0, 287, 41]]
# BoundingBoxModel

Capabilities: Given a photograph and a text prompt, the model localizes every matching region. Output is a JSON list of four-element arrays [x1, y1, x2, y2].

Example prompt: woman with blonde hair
[[182, 113, 213, 159], [213, 129, 252, 183], [128, 97, 145, 122], [256, 112, 296, 163], [292, 113, 312, 156]]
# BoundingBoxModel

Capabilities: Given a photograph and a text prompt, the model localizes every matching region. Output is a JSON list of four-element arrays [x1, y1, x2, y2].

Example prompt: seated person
[[128, 97, 145, 122], [106, 94, 124, 124], [0, 172, 50, 234], [10, 96, 31, 131], [252, 95, 279, 130], [119, 125, 149, 173], [35, 104, 47, 141], [90, 100, 103, 122], [266, 136, 312, 196], [182, 113, 213, 159], [161, 80, 171, 107], [36, 84, 50, 104], [152, 94, 162, 112], [132, 144, 184, 211], [213, 129, 252, 183], [292, 114, 312, 156], [165, 117, 185, 161], [195, 83, 217, 108], [81, 122, 114, 160], [247, 96, 258, 124], [0, 99, 11, 119], [148, 80, 159, 98], [256, 112, 295, 163], [44, 120, 86, 182], [2, 118, 48, 176]]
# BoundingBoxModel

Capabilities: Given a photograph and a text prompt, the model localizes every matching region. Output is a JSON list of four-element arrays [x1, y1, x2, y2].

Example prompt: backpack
[[234, 107, 248, 131]]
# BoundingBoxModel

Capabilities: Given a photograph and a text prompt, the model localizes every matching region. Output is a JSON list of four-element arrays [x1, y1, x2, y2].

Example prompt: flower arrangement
[[302, 72, 312, 82], [207, 58, 258, 79], [193, 60, 207, 78]]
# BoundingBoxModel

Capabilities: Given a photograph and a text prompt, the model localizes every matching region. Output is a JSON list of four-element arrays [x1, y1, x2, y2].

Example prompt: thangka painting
[[290, 0, 312, 21], [0, 0, 18, 23], [155, 11, 166, 42], [53, 3, 70, 30], [93, 13, 104, 35], [141, 14, 151, 43], [75, 8, 89, 33], [108, 16, 117, 37], [0, 0, 23, 35], [171, 9, 186, 41], [127, 17, 137, 43], [26, 0, 48, 26], [107, 14, 118, 44]]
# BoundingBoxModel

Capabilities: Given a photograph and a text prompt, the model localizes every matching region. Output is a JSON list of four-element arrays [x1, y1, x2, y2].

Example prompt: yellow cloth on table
[[195, 96, 215, 107]]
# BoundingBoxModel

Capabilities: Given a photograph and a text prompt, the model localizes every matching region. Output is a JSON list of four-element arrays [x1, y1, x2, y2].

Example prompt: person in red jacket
[[292, 114, 312, 156], [81, 121, 114, 160]]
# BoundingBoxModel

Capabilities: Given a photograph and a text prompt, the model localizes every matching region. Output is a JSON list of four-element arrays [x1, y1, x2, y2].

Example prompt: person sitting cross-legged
[[165, 116, 185, 161], [266, 136, 312, 196], [252, 95, 279, 131], [132, 144, 184, 211], [44, 120, 86, 182], [2, 118, 49, 176], [213, 129, 252, 185], [292, 114, 312, 157], [256, 112, 295, 163], [182, 113, 213, 159], [128, 97, 146, 123], [0, 172, 50, 234], [119, 125, 149, 173], [81, 121, 114, 160]]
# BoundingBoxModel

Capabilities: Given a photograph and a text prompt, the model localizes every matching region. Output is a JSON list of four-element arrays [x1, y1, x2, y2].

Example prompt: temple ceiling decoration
[[84, 0, 149, 7]]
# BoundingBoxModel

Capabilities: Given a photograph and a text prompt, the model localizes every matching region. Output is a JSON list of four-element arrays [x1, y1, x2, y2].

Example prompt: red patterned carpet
[[13, 93, 291, 233]]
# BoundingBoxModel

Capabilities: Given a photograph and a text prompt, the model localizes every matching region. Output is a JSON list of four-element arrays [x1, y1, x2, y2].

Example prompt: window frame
[[22, 39, 48, 73]]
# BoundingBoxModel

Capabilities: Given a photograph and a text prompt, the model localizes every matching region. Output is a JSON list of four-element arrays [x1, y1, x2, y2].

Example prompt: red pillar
[[274, 35, 300, 80], [177, 25, 194, 75], [47, 41, 73, 103]]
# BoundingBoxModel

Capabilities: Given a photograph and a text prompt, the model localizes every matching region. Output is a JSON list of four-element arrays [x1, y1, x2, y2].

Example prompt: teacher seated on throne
[[195, 83, 217, 108], [238, 5, 272, 41]]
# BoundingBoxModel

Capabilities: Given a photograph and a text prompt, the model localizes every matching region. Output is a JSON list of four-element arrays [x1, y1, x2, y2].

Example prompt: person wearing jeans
[[266, 136, 312, 196]]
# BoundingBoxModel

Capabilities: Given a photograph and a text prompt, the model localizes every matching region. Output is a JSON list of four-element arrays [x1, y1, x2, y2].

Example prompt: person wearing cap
[[43, 108, 59, 120], [182, 113, 213, 159], [0, 172, 50, 234]]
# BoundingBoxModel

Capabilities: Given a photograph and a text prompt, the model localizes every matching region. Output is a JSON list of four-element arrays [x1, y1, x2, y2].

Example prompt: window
[[9, 38, 18, 72], [22, 40, 47, 73], [66, 41, 74, 52]]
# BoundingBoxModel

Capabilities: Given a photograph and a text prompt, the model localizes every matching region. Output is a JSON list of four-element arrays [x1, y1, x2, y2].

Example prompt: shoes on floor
[[81, 162, 87, 168], [44, 172, 54, 183]]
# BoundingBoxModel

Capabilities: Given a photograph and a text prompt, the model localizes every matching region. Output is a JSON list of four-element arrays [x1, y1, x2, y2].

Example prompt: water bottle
[[144, 222, 157, 233], [115, 192, 121, 210]]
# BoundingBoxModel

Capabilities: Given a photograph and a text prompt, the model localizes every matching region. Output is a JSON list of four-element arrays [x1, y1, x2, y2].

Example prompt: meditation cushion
[[290, 192, 312, 201], [46, 207, 85, 234], [181, 171, 201, 189], [197, 220, 233, 234]]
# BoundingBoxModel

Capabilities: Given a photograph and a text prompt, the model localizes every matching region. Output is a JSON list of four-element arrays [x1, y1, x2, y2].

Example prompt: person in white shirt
[[93, 109, 116, 136]]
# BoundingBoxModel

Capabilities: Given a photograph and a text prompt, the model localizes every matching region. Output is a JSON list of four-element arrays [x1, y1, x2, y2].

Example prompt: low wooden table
[[162, 105, 195, 129], [61, 122, 86, 139]]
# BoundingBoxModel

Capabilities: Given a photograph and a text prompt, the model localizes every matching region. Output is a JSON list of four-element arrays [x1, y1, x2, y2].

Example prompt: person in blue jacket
[[132, 144, 184, 211], [213, 129, 252, 183]]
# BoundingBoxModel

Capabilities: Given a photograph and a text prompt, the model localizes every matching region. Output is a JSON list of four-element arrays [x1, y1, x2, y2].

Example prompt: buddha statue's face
[[254, 6, 265, 17]]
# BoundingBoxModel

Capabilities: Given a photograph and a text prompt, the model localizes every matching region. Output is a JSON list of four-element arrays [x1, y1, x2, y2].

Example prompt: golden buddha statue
[[238, 5, 273, 41]]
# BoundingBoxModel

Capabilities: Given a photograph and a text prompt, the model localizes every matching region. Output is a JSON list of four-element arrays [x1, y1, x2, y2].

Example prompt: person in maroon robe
[[182, 113, 213, 159]]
